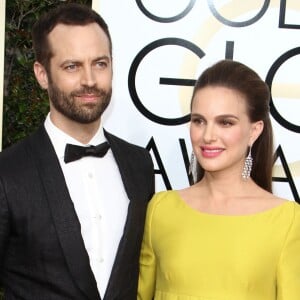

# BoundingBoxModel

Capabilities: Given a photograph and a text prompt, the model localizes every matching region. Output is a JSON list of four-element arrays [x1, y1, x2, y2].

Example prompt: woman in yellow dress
[[138, 60, 300, 300]]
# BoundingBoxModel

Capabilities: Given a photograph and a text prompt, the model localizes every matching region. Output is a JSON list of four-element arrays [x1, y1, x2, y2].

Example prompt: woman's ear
[[250, 120, 264, 145], [33, 62, 49, 90]]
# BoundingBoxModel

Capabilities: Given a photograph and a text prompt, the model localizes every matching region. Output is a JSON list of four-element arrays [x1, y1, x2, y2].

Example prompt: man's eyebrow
[[60, 55, 111, 66]]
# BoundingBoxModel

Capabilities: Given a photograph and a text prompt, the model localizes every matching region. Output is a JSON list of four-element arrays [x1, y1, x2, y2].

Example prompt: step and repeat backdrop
[[93, 0, 299, 201], [0, 1, 298, 201]]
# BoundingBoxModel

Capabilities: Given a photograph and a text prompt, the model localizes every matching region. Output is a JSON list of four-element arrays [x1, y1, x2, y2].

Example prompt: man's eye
[[96, 61, 108, 68], [65, 64, 77, 71]]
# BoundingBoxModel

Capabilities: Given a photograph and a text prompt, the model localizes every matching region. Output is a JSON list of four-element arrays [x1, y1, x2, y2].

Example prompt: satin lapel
[[104, 131, 138, 203], [27, 126, 100, 300], [104, 131, 151, 298]]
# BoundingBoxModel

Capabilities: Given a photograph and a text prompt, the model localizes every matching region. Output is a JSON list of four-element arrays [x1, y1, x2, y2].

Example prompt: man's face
[[45, 23, 113, 124]]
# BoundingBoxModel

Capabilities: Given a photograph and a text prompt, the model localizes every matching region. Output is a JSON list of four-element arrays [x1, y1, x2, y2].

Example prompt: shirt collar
[[44, 113, 107, 160]]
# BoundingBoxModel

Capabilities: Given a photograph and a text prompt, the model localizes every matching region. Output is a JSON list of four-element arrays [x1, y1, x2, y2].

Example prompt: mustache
[[71, 87, 107, 97]]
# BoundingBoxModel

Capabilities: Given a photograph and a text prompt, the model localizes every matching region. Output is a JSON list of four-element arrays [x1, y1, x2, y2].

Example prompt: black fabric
[[64, 142, 110, 163], [0, 125, 155, 300]]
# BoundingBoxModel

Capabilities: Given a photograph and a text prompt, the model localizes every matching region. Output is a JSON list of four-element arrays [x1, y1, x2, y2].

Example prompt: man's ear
[[33, 61, 49, 90], [250, 120, 264, 145]]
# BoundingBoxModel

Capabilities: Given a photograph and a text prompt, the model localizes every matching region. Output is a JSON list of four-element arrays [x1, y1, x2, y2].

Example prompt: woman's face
[[190, 86, 263, 177]]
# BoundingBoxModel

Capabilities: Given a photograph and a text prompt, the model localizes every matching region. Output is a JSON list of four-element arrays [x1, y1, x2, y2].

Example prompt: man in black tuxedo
[[0, 3, 154, 299]]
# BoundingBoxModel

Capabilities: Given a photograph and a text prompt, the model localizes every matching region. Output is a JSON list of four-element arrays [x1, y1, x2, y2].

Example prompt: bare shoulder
[[177, 184, 203, 199], [255, 189, 290, 209], [176, 184, 208, 210]]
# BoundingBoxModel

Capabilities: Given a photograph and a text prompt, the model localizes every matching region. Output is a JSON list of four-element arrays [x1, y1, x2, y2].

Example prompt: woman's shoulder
[[146, 190, 180, 221], [277, 199, 300, 242], [267, 197, 300, 228], [267, 195, 299, 212], [238, 186, 297, 215], [150, 190, 179, 205], [288, 199, 300, 218]]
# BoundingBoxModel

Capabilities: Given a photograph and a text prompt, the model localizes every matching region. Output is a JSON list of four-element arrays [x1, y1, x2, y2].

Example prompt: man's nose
[[80, 67, 96, 87]]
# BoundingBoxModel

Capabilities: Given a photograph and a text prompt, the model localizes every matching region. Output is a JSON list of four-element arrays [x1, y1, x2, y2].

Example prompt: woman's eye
[[220, 119, 233, 126], [191, 117, 204, 125]]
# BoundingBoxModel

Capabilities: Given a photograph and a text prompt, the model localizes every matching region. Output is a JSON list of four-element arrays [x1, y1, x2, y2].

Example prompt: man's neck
[[49, 113, 101, 144]]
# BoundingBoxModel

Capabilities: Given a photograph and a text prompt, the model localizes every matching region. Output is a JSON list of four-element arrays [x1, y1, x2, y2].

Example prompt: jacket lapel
[[104, 130, 153, 299], [104, 130, 144, 203], [27, 126, 100, 300]]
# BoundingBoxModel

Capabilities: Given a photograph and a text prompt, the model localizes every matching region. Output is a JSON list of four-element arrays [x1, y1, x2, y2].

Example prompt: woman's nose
[[203, 124, 217, 143]]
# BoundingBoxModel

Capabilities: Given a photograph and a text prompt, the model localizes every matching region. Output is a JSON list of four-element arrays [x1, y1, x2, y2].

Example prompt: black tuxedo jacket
[[0, 125, 154, 300]]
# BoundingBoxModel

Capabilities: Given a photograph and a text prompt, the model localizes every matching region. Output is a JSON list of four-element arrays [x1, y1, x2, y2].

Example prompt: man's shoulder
[[0, 134, 30, 159], [104, 130, 154, 175], [0, 126, 47, 170], [104, 129, 148, 153], [0, 137, 31, 178]]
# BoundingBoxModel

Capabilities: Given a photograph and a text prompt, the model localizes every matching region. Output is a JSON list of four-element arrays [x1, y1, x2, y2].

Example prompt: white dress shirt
[[44, 114, 129, 298]]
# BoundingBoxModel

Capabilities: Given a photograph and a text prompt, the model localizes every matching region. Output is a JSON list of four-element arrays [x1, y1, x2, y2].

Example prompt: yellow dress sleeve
[[277, 202, 300, 300], [138, 194, 157, 300]]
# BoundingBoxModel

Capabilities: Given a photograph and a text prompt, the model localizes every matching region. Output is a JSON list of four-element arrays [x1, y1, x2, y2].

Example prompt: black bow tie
[[64, 142, 110, 163]]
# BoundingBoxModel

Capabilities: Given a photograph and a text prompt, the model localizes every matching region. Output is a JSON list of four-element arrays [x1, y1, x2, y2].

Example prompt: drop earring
[[189, 151, 198, 184], [242, 146, 253, 180]]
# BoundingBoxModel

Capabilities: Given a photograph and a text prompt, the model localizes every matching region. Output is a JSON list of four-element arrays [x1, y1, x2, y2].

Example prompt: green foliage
[[3, 0, 92, 149]]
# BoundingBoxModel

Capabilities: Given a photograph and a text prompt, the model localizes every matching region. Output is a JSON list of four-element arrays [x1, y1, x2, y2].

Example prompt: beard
[[47, 78, 112, 124]]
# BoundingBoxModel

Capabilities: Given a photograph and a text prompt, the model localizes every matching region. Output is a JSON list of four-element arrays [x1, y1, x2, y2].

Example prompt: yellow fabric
[[138, 190, 300, 300]]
